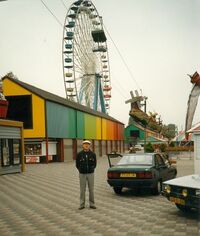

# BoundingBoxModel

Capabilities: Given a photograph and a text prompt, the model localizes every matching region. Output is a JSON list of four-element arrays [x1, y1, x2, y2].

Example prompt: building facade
[[125, 122, 167, 148], [2, 76, 124, 163]]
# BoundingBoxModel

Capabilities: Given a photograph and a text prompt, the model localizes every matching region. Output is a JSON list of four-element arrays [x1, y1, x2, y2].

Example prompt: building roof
[[2, 76, 123, 124], [146, 136, 167, 144], [126, 122, 145, 131], [173, 130, 193, 142], [187, 122, 200, 133]]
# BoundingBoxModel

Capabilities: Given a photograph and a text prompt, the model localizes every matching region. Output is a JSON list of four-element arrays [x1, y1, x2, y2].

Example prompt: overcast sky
[[0, 0, 200, 130]]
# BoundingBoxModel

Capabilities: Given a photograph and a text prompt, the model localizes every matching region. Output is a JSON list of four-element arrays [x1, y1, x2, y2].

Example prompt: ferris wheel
[[62, 0, 111, 113]]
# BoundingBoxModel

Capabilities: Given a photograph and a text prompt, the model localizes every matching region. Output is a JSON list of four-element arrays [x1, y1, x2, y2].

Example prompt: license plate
[[120, 173, 136, 177], [169, 197, 185, 205]]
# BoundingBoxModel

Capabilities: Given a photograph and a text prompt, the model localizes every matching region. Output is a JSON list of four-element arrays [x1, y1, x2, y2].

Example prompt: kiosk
[[0, 119, 24, 175]]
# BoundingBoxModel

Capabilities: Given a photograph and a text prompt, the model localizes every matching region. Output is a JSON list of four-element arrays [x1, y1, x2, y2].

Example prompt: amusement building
[[0, 74, 124, 174], [0, 0, 126, 174], [0, 0, 168, 175]]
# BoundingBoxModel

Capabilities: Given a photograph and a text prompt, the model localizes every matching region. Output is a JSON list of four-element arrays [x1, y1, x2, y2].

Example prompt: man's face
[[83, 143, 90, 151]]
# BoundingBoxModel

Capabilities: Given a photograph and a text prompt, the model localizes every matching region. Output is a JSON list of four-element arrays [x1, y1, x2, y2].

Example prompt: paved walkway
[[0, 156, 199, 236]]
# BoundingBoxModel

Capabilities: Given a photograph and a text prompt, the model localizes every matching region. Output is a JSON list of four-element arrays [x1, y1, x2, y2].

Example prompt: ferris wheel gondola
[[62, 0, 111, 113]]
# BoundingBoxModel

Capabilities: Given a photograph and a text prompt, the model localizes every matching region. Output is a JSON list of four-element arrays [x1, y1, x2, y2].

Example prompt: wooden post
[[92, 140, 95, 153], [99, 140, 102, 157], [111, 140, 113, 152], [73, 139, 77, 160], [21, 126, 25, 172], [59, 139, 64, 162], [46, 137, 49, 164]]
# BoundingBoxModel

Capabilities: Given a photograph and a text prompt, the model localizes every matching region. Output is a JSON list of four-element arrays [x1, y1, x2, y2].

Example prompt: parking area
[[0, 155, 199, 236]]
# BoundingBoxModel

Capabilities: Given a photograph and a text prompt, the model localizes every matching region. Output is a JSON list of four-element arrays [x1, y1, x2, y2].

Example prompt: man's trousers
[[79, 173, 95, 207]]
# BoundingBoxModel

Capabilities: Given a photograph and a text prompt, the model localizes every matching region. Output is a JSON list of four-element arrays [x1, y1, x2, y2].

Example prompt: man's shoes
[[90, 206, 97, 209], [78, 206, 85, 210]]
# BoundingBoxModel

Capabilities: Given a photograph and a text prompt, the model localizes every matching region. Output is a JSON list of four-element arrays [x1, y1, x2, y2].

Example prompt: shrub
[[169, 142, 175, 147], [160, 143, 167, 152], [144, 142, 154, 153]]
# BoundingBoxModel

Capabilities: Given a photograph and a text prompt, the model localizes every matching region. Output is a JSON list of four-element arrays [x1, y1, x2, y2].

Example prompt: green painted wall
[[125, 124, 145, 142], [46, 101, 76, 138], [77, 111, 84, 139]]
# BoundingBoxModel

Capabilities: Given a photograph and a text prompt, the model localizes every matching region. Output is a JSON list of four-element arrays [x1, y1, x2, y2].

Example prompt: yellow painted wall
[[3, 79, 31, 96], [25, 94, 45, 138], [96, 117, 102, 140], [3, 79, 46, 138]]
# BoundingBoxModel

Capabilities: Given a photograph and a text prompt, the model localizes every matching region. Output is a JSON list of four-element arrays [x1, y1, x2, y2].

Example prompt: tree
[[162, 124, 177, 141]]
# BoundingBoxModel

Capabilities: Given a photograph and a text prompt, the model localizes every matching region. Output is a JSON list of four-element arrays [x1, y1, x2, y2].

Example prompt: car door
[[154, 154, 169, 182]]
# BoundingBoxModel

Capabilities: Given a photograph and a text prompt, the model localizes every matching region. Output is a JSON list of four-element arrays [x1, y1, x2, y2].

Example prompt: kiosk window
[[2, 139, 10, 166], [0, 139, 21, 166], [25, 143, 42, 156], [13, 139, 21, 164]]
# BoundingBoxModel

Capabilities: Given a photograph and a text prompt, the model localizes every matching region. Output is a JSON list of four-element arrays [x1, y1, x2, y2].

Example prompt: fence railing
[[167, 151, 193, 160]]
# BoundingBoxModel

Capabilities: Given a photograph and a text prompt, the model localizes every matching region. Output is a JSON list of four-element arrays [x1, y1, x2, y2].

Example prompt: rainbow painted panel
[[84, 113, 96, 139], [108, 120, 115, 140], [46, 101, 76, 138], [96, 117, 101, 140], [104, 120, 124, 140], [77, 113, 102, 140], [106, 120, 112, 139], [118, 123, 124, 140], [77, 111, 84, 139], [102, 119, 107, 140]]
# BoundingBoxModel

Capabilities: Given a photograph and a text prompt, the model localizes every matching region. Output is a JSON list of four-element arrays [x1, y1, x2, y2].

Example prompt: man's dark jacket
[[76, 150, 96, 174]]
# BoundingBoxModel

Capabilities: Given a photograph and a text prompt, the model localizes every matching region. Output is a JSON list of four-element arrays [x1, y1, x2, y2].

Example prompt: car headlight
[[182, 189, 188, 197], [164, 185, 171, 194], [196, 189, 200, 196]]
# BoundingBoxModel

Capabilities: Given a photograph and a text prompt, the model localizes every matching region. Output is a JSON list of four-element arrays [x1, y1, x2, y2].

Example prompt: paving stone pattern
[[0, 156, 199, 236]]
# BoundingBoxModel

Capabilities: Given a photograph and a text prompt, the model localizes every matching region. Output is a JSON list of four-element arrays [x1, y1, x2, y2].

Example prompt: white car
[[162, 175, 200, 212], [134, 144, 143, 151]]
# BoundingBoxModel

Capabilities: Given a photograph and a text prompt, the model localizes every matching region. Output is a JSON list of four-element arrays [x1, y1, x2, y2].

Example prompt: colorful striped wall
[[3, 79, 124, 141], [47, 104, 124, 140]]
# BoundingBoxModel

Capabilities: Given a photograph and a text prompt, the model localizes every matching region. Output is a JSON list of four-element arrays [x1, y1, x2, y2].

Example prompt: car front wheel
[[113, 187, 122, 194], [175, 204, 192, 212], [152, 181, 162, 195]]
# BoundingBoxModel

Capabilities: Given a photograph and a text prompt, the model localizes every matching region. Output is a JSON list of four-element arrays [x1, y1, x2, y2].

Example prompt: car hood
[[108, 165, 152, 171], [163, 175, 200, 189]]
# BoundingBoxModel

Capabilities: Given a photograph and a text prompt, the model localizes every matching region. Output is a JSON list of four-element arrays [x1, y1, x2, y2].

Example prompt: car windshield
[[117, 154, 153, 166]]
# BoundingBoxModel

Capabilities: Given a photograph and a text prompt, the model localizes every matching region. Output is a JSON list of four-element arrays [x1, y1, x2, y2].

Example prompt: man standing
[[76, 140, 97, 210]]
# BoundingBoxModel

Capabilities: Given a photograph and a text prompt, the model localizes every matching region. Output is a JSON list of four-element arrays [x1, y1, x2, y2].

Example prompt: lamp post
[[142, 96, 148, 151]]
